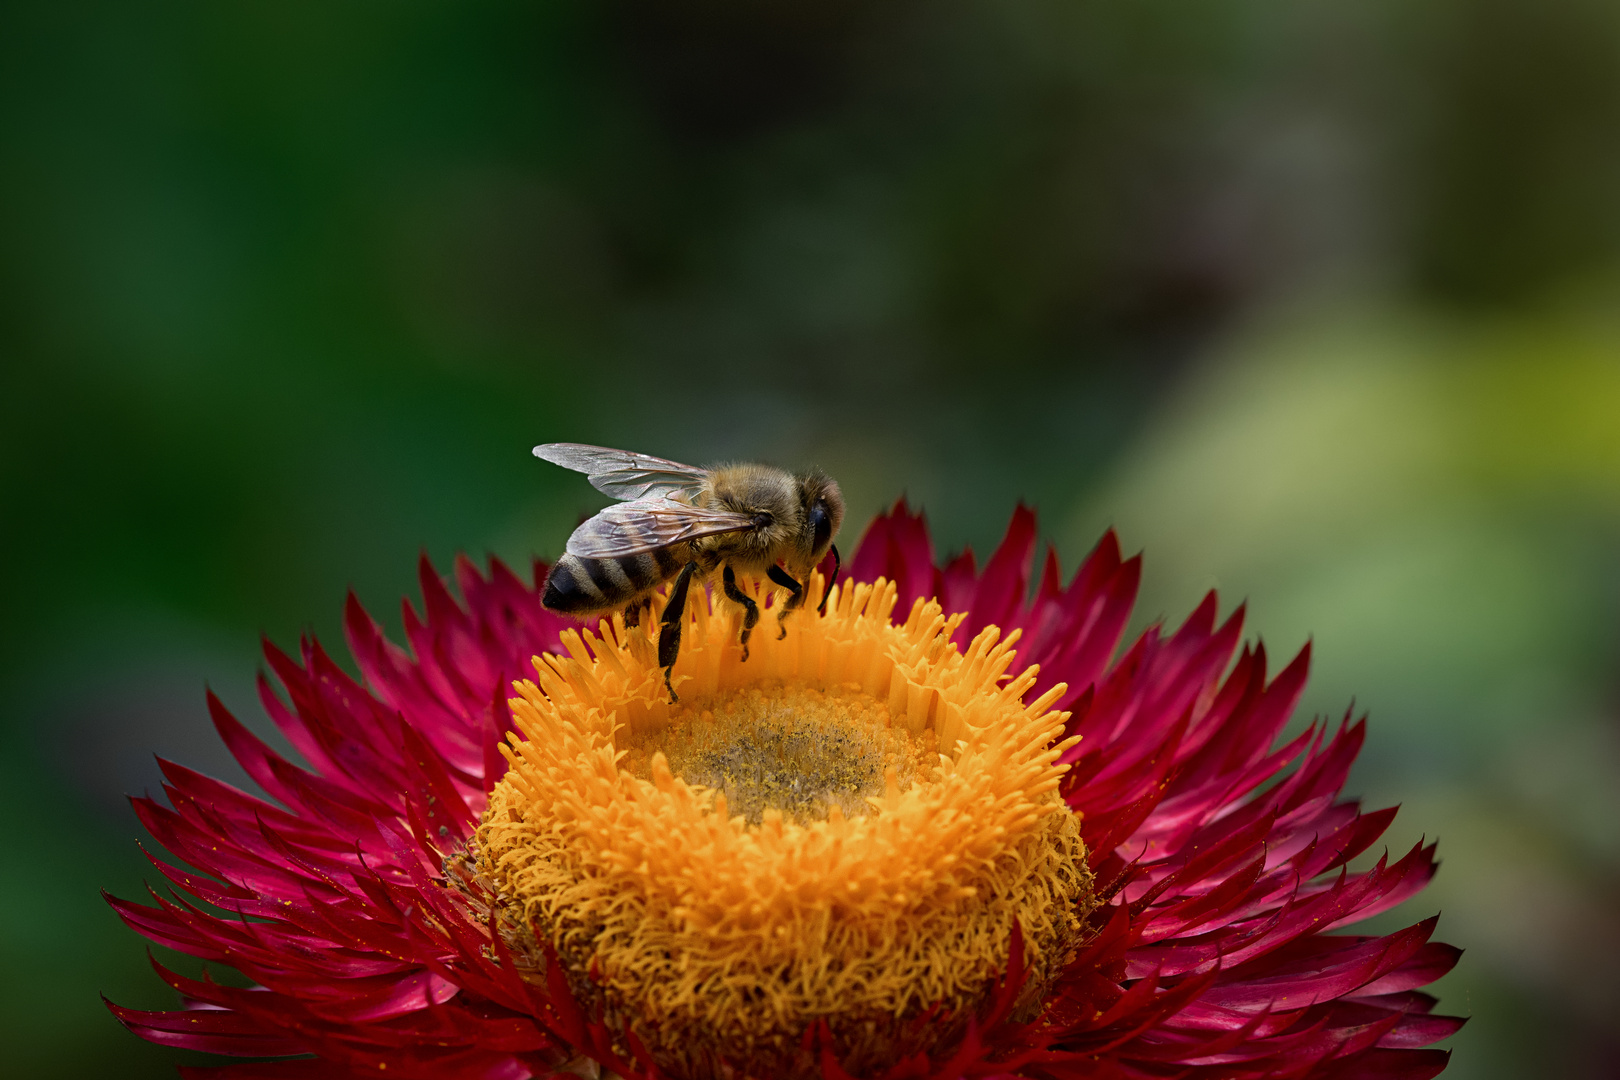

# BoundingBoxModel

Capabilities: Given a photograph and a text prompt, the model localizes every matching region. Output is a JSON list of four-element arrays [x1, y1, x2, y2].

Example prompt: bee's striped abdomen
[[543, 547, 686, 616]]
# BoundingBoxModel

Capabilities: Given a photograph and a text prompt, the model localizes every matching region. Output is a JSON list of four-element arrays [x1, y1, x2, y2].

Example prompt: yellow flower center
[[476, 575, 1094, 1079]]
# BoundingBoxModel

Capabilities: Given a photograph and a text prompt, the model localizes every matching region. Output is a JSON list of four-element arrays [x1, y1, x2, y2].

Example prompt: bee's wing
[[565, 498, 758, 559], [534, 442, 709, 502]]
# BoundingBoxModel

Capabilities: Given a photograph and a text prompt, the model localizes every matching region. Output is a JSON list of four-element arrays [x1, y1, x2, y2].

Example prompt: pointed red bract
[[109, 506, 1458, 1079]]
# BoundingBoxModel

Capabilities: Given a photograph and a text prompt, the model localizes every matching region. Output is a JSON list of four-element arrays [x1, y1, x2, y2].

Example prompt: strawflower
[[109, 501, 1462, 1080]]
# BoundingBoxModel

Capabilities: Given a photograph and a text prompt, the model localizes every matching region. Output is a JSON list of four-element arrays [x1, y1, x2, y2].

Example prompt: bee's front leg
[[720, 564, 759, 661], [818, 544, 841, 616], [766, 565, 803, 639], [659, 561, 699, 703]]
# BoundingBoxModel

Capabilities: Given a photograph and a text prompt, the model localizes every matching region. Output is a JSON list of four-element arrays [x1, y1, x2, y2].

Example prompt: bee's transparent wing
[[565, 498, 758, 559], [534, 442, 709, 502]]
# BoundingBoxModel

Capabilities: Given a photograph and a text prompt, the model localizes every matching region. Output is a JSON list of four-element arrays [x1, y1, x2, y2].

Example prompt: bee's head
[[798, 471, 845, 565]]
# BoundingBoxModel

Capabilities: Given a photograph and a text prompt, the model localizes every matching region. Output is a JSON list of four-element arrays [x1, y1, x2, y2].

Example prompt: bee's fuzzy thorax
[[698, 463, 809, 572]]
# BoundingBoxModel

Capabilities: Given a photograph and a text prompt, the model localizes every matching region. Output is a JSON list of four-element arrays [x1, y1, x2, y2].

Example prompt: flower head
[[109, 501, 1462, 1080]]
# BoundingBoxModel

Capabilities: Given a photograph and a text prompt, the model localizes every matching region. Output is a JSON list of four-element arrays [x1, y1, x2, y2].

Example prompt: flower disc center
[[621, 684, 923, 826]]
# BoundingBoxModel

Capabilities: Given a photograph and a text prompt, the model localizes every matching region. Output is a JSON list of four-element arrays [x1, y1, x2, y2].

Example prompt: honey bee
[[534, 443, 845, 702]]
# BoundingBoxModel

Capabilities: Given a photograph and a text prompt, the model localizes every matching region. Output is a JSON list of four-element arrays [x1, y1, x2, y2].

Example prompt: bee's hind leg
[[766, 565, 803, 639], [721, 565, 759, 661], [659, 562, 698, 703]]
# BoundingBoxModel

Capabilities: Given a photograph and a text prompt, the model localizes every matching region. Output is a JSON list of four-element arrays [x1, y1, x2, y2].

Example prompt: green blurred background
[[3, 1, 1618, 1077]]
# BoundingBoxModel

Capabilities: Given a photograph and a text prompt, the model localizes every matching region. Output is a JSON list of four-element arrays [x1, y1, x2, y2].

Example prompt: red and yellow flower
[[109, 502, 1461, 1079]]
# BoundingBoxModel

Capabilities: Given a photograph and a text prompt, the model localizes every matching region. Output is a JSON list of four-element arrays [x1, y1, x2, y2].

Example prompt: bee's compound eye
[[810, 502, 833, 552]]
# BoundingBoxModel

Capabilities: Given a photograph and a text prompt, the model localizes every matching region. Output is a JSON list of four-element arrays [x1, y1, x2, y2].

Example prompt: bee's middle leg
[[721, 564, 759, 661], [623, 595, 652, 629], [766, 565, 803, 639], [658, 561, 698, 703]]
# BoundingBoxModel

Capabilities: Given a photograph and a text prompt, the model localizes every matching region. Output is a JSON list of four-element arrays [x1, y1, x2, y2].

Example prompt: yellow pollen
[[475, 573, 1095, 1079]]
